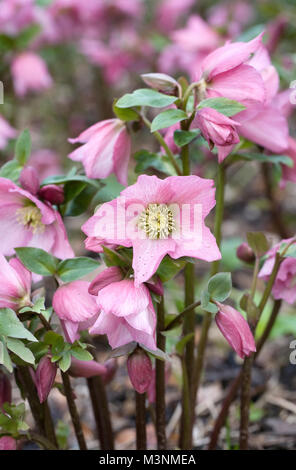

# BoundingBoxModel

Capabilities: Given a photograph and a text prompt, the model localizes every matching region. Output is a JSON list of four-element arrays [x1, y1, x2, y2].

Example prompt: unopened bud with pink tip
[[127, 348, 153, 394], [38, 184, 64, 205], [69, 357, 107, 379], [34, 356, 57, 403], [215, 303, 256, 359], [141, 73, 180, 95], [236, 242, 255, 263], [19, 166, 40, 195]]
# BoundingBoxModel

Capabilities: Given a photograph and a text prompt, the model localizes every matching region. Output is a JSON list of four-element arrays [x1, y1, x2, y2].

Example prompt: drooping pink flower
[[69, 357, 106, 379], [33, 356, 57, 403], [90, 279, 157, 350], [0, 255, 31, 311], [0, 436, 17, 450], [88, 266, 123, 296], [0, 115, 16, 150], [193, 108, 240, 162], [53, 281, 99, 343], [11, 52, 52, 97], [0, 177, 73, 258], [127, 349, 153, 394], [215, 303, 256, 359], [194, 33, 265, 105], [82, 175, 221, 286], [259, 238, 296, 304], [68, 119, 131, 185]]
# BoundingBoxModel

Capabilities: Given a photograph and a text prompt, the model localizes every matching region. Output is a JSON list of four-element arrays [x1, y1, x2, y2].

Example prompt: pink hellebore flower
[[0, 437, 17, 450], [215, 303, 256, 359], [194, 33, 265, 105], [259, 238, 296, 305], [69, 357, 107, 379], [53, 280, 99, 343], [11, 52, 52, 97], [0, 177, 73, 258], [0, 115, 17, 150], [68, 119, 131, 185], [33, 356, 57, 403], [193, 108, 240, 163], [0, 255, 31, 311], [82, 175, 221, 286], [89, 268, 157, 350]]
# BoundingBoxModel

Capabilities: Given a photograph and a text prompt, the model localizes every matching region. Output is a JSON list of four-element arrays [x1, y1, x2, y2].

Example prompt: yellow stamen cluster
[[16, 206, 45, 234], [138, 203, 175, 240]]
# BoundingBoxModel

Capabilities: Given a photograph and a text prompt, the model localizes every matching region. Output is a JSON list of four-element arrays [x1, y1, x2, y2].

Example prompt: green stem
[[165, 300, 201, 331], [135, 392, 147, 450], [87, 376, 114, 450], [155, 296, 166, 450], [179, 357, 191, 449], [140, 114, 182, 175]]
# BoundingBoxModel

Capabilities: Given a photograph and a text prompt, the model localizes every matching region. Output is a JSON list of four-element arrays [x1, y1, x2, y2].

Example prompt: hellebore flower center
[[16, 204, 45, 234], [138, 203, 175, 239]]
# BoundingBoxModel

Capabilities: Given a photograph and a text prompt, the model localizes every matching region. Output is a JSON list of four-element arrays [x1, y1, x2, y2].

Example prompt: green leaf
[[116, 88, 177, 108], [108, 342, 137, 358], [102, 246, 128, 268], [134, 149, 176, 175], [150, 109, 187, 132], [283, 245, 296, 259], [141, 345, 169, 361], [173, 129, 200, 147], [203, 302, 219, 314], [65, 184, 97, 217], [207, 272, 232, 302], [246, 232, 269, 256], [93, 175, 124, 204], [15, 247, 59, 276], [0, 340, 13, 373], [44, 332, 65, 356], [16, 24, 41, 49], [198, 97, 245, 116], [175, 333, 195, 355], [57, 257, 100, 282], [0, 309, 37, 342], [56, 420, 70, 450], [6, 338, 35, 365], [157, 256, 186, 283], [71, 347, 93, 361], [41, 174, 100, 188], [0, 160, 22, 182], [240, 153, 293, 167], [15, 129, 31, 166], [59, 352, 71, 372], [113, 100, 139, 122]]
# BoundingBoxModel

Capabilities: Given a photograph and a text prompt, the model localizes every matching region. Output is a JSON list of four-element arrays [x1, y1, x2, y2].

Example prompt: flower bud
[[34, 356, 57, 403], [215, 303, 256, 359], [0, 372, 12, 410], [38, 184, 64, 205], [69, 357, 107, 379], [141, 73, 180, 94], [19, 166, 40, 195], [127, 349, 153, 394], [236, 242, 255, 263]]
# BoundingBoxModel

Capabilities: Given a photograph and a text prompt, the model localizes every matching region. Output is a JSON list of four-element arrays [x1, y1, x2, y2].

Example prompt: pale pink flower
[[82, 175, 221, 286], [11, 52, 52, 97], [0, 255, 31, 311], [172, 15, 220, 52], [28, 150, 63, 181], [259, 238, 296, 305], [0, 116, 17, 150], [53, 281, 99, 343], [0, 177, 73, 258], [90, 279, 157, 350], [193, 108, 240, 163], [127, 349, 153, 394], [33, 356, 57, 403], [194, 33, 265, 105], [69, 357, 106, 379], [215, 303, 256, 359], [68, 119, 131, 185]]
